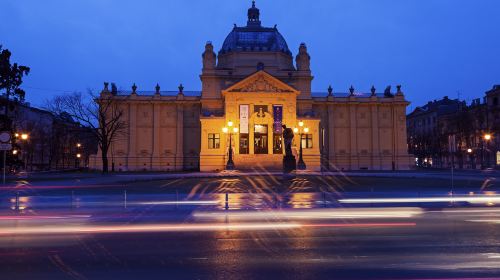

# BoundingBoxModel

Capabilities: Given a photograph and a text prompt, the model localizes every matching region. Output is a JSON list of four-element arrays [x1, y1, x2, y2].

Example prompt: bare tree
[[47, 91, 127, 173]]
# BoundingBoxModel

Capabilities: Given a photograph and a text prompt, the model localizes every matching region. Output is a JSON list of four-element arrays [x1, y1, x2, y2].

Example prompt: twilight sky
[[1, 0, 499, 111]]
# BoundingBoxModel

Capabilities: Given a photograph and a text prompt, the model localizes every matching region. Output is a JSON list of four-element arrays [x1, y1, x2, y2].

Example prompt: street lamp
[[296, 121, 309, 170], [17, 133, 29, 171], [223, 121, 238, 170], [484, 133, 493, 168], [76, 143, 82, 148], [467, 148, 473, 169]]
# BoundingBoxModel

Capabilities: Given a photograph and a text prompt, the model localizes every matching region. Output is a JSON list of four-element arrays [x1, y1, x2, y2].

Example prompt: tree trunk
[[101, 146, 109, 173]]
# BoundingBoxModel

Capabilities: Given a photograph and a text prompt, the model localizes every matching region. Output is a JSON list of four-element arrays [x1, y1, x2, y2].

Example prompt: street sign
[[0, 143, 12, 151], [0, 132, 11, 143]]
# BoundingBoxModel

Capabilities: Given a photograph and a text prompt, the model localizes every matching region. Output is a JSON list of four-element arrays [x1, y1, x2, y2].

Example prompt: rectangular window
[[208, 133, 220, 149], [301, 134, 313, 149], [273, 134, 283, 154], [254, 124, 268, 154], [239, 133, 249, 154]]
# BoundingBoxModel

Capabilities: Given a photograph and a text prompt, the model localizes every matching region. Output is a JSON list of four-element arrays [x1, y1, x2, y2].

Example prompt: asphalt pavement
[[1, 188, 500, 279]]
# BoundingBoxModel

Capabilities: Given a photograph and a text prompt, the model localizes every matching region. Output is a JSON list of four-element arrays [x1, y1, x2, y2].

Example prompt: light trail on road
[[193, 207, 423, 220], [0, 222, 302, 235], [0, 220, 418, 236], [339, 195, 500, 204]]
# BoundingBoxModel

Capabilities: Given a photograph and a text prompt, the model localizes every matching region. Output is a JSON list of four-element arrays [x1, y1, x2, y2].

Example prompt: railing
[[1, 190, 494, 212]]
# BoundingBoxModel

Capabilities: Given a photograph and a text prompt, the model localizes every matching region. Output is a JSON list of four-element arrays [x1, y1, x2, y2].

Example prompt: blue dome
[[219, 26, 291, 56], [219, 1, 291, 56]]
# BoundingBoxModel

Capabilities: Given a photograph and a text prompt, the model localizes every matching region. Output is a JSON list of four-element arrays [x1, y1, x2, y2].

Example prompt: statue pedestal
[[283, 155, 296, 173]]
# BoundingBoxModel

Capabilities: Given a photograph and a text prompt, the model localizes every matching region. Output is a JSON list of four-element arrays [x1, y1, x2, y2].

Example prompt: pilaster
[[176, 104, 184, 170], [349, 102, 358, 169], [371, 102, 380, 169], [153, 103, 161, 169], [327, 104, 335, 168], [127, 102, 137, 170]]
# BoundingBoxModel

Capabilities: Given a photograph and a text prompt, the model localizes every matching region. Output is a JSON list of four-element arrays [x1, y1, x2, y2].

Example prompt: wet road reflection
[[1, 173, 500, 278]]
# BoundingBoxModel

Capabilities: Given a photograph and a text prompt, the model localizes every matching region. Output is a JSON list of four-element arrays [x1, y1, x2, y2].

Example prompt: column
[[249, 108, 254, 155], [268, 119, 273, 155]]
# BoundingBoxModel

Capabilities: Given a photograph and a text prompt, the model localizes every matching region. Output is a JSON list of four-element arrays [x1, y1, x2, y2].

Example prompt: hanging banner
[[239, 105, 249, 134], [273, 105, 283, 133]]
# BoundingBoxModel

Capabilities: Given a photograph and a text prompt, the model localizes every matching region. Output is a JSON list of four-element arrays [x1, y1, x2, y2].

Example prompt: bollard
[[15, 192, 19, 211], [124, 190, 127, 209], [225, 192, 229, 210]]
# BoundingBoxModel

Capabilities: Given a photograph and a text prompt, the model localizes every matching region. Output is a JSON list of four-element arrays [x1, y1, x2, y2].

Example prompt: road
[[1, 187, 500, 279]]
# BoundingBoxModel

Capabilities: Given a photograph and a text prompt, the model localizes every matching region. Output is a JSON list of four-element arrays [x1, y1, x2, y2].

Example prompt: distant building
[[0, 99, 96, 171], [407, 96, 465, 167], [407, 85, 500, 169], [91, 2, 412, 172]]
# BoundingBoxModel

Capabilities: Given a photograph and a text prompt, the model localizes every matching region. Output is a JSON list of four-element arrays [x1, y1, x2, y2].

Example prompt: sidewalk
[[3, 169, 497, 187]]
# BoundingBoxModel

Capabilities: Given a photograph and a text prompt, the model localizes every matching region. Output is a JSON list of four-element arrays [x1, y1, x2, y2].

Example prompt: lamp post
[[484, 133, 492, 168], [295, 121, 309, 170], [76, 143, 83, 169], [76, 153, 81, 168], [16, 133, 29, 171], [223, 121, 238, 170]]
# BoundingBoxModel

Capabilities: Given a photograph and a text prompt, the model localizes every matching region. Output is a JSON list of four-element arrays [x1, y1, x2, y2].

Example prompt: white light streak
[[137, 200, 219, 205], [193, 207, 422, 220], [339, 196, 500, 204], [0, 222, 301, 236]]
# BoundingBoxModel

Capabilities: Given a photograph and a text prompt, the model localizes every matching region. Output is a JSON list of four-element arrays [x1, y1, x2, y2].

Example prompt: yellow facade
[[199, 71, 321, 171], [89, 2, 412, 172]]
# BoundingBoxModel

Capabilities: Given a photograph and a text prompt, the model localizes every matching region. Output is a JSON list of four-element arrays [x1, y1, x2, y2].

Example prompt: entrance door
[[254, 124, 268, 154]]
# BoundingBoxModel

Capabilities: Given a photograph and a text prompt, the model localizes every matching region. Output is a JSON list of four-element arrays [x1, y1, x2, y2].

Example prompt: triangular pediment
[[224, 71, 298, 94]]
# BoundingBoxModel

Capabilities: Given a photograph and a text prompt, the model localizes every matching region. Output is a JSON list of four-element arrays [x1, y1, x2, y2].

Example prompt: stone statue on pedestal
[[282, 124, 296, 173], [282, 124, 294, 156]]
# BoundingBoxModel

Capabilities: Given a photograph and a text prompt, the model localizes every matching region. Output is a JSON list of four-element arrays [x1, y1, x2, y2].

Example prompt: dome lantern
[[247, 1, 261, 27]]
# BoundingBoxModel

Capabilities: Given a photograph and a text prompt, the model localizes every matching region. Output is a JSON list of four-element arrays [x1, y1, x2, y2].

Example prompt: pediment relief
[[225, 71, 297, 94], [230, 75, 292, 93]]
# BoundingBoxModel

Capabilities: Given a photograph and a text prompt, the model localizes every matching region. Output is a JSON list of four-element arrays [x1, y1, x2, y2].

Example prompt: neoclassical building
[[90, 2, 412, 172]]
